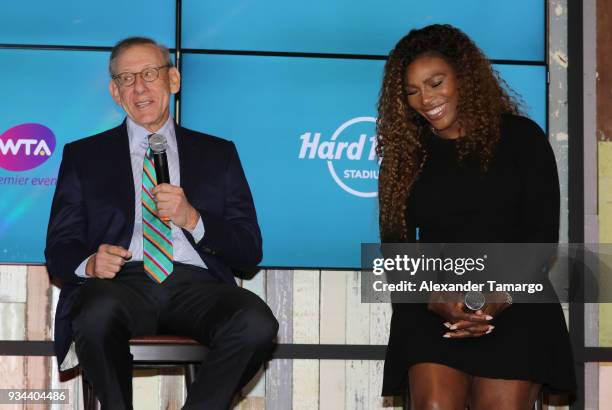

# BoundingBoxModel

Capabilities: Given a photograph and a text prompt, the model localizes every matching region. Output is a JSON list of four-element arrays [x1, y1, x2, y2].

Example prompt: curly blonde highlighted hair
[[377, 24, 521, 241]]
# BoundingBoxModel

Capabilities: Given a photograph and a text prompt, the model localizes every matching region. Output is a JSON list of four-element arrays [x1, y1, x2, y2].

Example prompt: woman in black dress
[[377, 25, 575, 409]]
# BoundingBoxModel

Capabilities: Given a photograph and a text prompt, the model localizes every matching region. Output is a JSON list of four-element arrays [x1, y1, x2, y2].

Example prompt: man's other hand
[[86, 244, 132, 279], [152, 183, 199, 230]]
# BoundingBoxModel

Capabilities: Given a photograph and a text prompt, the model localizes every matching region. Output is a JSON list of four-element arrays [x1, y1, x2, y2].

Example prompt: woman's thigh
[[408, 363, 470, 410], [469, 377, 541, 410]]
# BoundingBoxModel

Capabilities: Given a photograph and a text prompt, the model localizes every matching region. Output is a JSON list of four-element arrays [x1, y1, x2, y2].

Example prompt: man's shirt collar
[[126, 116, 176, 151]]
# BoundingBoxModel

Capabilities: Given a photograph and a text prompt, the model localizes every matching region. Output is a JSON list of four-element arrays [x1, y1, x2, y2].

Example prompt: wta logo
[[298, 117, 379, 198], [0, 123, 55, 171]]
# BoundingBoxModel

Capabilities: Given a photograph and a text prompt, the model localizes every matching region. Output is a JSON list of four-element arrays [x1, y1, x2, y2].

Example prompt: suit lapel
[[175, 124, 202, 249], [110, 121, 136, 247], [175, 124, 196, 198]]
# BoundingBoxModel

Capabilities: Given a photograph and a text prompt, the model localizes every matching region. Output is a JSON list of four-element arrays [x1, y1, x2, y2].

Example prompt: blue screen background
[[0, 1, 175, 47], [181, 55, 546, 267], [0, 1, 545, 267], [0, 50, 124, 261], [182, 0, 544, 61]]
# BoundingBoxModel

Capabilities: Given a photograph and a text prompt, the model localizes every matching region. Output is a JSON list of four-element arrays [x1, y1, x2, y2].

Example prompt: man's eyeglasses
[[111, 64, 172, 87]]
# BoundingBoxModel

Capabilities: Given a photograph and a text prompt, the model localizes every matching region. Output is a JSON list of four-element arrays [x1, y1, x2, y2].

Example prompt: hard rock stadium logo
[[297, 116, 379, 198]]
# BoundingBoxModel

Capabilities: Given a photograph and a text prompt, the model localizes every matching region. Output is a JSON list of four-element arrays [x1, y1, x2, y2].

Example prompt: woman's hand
[[434, 292, 512, 338], [427, 292, 493, 338], [481, 291, 512, 320]]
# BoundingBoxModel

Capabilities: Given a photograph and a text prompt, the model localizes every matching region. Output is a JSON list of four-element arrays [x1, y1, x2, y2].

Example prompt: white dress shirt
[[75, 116, 206, 277]]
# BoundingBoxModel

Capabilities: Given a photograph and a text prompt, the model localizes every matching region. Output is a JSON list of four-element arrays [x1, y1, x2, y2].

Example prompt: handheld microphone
[[148, 134, 170, 185]]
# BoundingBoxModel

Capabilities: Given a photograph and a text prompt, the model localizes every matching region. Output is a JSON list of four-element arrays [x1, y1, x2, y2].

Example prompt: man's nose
[[133, 73, 148, 93]]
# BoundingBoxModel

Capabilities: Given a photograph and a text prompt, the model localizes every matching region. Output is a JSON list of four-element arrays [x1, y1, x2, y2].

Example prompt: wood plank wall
[[0, 266, 405, 410], [591, 0, 612, 408], [597, 0, 612, 349], [0, 266, 582, 409]]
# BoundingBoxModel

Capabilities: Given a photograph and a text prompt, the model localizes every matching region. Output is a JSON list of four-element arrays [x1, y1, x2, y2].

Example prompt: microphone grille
[[149, 134, 167, 153]]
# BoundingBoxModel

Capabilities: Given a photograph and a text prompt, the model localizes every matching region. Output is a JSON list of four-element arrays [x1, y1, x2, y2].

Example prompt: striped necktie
[[142, 144, 173, 282]]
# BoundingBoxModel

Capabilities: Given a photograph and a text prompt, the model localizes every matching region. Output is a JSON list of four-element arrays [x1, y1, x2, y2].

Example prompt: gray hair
[[109, 37, 172, 76]]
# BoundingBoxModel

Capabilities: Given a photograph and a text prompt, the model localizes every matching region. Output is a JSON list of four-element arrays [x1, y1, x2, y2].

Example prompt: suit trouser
[[70, 263, 278, 410]]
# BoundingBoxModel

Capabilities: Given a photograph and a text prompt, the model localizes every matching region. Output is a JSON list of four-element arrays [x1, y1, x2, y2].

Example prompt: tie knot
[[143, 134, 154, 149], [139, 138, 149, 151]]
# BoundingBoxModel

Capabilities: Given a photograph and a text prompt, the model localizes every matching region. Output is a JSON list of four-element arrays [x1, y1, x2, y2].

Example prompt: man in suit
[[45, 37, 278, 410]]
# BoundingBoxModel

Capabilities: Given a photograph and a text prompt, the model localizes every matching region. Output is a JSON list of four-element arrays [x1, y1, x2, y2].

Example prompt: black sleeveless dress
[[381, 114, 576, 396]]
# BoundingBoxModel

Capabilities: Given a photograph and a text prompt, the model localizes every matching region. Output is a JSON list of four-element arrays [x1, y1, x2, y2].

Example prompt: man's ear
[[109, 80, 121, 105], [169, 67, 181, 94]]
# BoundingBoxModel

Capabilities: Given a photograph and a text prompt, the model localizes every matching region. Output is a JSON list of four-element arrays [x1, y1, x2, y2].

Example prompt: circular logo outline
[[326, 116, 378, 198]]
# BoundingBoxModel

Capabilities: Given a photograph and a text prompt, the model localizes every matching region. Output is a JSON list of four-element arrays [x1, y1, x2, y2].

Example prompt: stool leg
[[185, 364, 198, 387], [534, 393, 543, 410]]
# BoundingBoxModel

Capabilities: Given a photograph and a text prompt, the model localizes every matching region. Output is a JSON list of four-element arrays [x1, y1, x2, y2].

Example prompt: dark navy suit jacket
[[45, 121, 262, 369]]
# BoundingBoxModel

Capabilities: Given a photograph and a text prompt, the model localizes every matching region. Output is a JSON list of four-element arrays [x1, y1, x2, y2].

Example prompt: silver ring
[[464, 291, 486, 311]]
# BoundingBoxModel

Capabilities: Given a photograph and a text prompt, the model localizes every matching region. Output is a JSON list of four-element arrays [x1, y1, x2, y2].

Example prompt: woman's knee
[[409, 363, 469, 410], [411, 396, 458, 410]]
